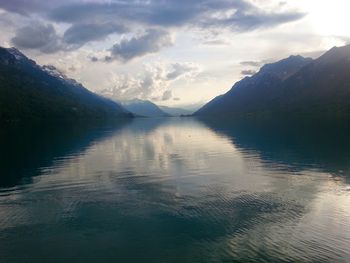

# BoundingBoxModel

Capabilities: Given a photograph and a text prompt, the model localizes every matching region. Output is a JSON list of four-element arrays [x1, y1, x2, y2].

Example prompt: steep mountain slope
[[121, 99, 170, 117], [195, 55, 313, 117], [0, 47, 132, 122], [195, 44, 350, 119], [275, 45, 350, 117]]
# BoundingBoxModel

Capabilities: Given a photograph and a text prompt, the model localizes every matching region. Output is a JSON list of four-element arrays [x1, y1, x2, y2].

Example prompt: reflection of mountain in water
[[0, 120, 130, 187], [0, 118, 349, 262], [198, 118, 350, 180]]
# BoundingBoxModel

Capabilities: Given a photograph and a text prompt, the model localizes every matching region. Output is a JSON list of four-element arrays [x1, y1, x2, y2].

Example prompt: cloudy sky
[[0, 0, 349, 108]]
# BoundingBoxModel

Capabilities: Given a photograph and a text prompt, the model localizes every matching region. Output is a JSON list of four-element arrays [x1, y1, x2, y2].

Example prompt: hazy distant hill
[[159, 106, 193, 116], [120, 99, 170, 117], [195, 44, 350, 120], [0, 47, 132, 122]]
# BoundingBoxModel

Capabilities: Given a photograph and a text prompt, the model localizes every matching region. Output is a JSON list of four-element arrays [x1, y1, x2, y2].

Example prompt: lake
[[0, 118, 349, 262]]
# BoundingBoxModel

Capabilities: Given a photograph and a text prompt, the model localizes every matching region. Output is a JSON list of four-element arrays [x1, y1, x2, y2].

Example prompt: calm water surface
[[0, 118, 349, 262]]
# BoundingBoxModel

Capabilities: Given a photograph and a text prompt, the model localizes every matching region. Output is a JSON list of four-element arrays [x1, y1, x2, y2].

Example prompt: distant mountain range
[[159, 106, 193, 116], [120, 99, 193, 117], [3, 44, 350, 123], [120, 99, 170, 117], [0, 47, 132, 122], [194, 44, 350, 120]]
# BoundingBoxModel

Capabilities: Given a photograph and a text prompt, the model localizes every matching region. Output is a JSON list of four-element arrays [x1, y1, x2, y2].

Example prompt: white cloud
[[99, 62, 201, 101]]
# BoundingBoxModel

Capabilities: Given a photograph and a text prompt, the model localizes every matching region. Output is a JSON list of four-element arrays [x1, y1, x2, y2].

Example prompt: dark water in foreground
[[0, 118, 349, 263]]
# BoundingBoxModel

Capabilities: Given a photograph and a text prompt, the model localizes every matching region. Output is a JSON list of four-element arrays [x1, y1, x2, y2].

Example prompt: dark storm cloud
[[63, 22, 128, 45], [47, 0, 304, 31], [47, 0, 252, 26], [10, 21, 82, 53], [161, 90, 172, 101], [241, 69, 257, 76], [166, 63, 198, 80], [11, 22, 63, 53], [240, 61, 262, 67], [0, 0, 47, 15], [11, 20, 128, 54], [49, 2, 121, 24], [0, 0, 79, 15], [90, 56, 99, 62], [2, 0, 306, 54], [201, 10, 305, 31], [106, 29, 173, 62]]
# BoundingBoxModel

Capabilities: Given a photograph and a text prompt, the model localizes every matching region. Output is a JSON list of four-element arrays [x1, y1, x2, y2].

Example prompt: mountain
[[120, 99, 170, 117], [195, 44, 350, 120], [275, 45, 350, 118], [194, 55, 313, 117], [159, 106, 193, 116], [0, 47, 132, 123]]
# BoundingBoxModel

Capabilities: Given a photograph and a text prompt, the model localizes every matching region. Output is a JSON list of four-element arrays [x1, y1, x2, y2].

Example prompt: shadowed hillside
[[0, 47, 133, 123], [195, 45, 350, 120]]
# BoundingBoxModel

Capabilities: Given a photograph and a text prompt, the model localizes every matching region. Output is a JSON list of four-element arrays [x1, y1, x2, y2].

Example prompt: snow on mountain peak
[[6, 47, 27, 60]]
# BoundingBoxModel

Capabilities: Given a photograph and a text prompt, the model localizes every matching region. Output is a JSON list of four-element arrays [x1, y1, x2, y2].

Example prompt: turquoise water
[[0, 118, 349, 262]]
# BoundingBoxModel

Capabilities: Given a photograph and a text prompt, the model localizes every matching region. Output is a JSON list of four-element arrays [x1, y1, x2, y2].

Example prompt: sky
[[0, 0, 349, 108]]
